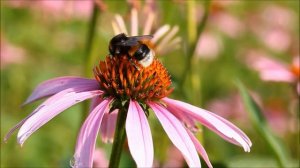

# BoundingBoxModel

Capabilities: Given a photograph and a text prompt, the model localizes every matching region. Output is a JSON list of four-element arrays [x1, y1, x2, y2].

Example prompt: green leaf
[[236, 81, 289, 168]]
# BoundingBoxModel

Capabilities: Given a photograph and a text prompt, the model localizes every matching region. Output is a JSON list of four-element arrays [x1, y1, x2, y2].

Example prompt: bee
[[108, 33, 155, 68]]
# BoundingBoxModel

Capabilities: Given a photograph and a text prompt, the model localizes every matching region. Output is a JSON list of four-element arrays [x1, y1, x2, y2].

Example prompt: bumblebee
[[108, 33, 155, 68]]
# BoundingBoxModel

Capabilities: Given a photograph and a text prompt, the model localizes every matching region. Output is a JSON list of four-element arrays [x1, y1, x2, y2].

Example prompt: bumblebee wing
[[117, 35, 153, 47], [130, 35, 153, 40]]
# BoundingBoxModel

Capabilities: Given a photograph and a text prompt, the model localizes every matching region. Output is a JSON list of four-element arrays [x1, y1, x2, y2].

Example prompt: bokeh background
[[1, 0, 299, 167]]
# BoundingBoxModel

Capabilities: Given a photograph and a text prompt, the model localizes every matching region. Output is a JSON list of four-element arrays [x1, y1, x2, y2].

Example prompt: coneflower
[[5, 7, 251, 168]]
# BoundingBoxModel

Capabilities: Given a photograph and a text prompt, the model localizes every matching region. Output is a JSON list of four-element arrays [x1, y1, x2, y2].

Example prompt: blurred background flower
[[246, 51, 299, 95], [1, 36, 26, 69], [92, 148, 108, 168], [6, 0, 94, 20]]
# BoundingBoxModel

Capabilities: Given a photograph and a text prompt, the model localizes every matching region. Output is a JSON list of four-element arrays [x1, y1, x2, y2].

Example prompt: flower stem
[[179, 0, 211, 91], [84, 2, 99, 76], [109, 107, 127, 168]]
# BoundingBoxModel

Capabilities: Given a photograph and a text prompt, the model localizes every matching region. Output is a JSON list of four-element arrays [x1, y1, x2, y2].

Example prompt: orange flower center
[[93, 56, 173, 102]]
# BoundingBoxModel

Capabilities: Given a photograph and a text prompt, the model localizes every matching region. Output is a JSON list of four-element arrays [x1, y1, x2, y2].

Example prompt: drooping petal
[[89, 96, 103, 113], [149, 102, 201, 167], [100, 109, 118, 143], [169, 102, 244, 146], [73, 98, 112, 168], [163, 98, 252, 152], [17, 89, 102, 146], [126, 100, 154, 167], [23, 76, 99, 105], [187, 130, 213, 168], [91, 95, 117, 144], [209, 112, 252, 147], [166, 104, 197, 129]]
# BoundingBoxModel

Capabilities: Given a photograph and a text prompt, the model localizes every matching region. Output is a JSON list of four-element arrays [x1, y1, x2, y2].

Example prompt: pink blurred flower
[[249, 5, 297, 53], [207, 93, 296, 136], [247, 51, 299, 94], [194, 1, 244, 60], [196, 1, 244, 38], [212, 12, 244, 38], [256, 28, 291, 53], [209, 1, 244, 38], [0, 37, 25, 69], [207, 94, 248, 124], [92, 148, 108, 167], [194, 32, 223, 60], [263, 101, 294, 136], [163, 146, 185, 168], [260, 5, 295, 30], [6, 0, 95, 20]]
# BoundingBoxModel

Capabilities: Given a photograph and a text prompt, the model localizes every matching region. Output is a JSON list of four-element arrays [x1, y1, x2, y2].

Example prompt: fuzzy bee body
[[109, 33, 155, 68]]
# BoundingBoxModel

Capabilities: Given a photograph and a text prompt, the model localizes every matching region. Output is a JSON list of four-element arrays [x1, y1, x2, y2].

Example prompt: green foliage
[[237, 81, 290, 167]]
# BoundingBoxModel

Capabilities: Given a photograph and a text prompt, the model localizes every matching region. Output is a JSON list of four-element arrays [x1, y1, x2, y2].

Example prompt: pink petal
[[248, 56, 295, 82], [209, 112, 252, 147], [187, 130, 213, 168], [90, 97, 117, 143], [166, 104, 197, 130], [151, 25, 170, 43], [73, 98, 112, 168], [89, 96, 102, 112], [100, 109, 118, 143], [131, 8, 138, 36], [17, 89, 102, 146], [115, 14, 128, 35], [5, 88, 76, 142], [260, 70, 295, 82], [126, 100, 154, 167], [156, 25, 179, 53], [142, 12, 154, 35], [149, 102, 201, 167], [93, 148, 108, 168], [163, 98, 251, 152], [23, 76, 99, 105]]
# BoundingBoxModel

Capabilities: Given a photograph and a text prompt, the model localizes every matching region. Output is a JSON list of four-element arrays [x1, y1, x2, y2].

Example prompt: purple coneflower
[[6, 54, 251, 167], [5, 8, 251, 168]]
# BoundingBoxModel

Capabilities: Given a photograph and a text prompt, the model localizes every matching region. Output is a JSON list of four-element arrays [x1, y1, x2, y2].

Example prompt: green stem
[[179, 0, 211, 90], [84, 3, 99, 76], [109, 107, 127, 168], [81, 3, 99, 124]]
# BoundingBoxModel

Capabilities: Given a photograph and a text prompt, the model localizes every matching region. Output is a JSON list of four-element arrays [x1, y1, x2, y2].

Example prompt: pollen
[[93, 56, 173, 102]]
